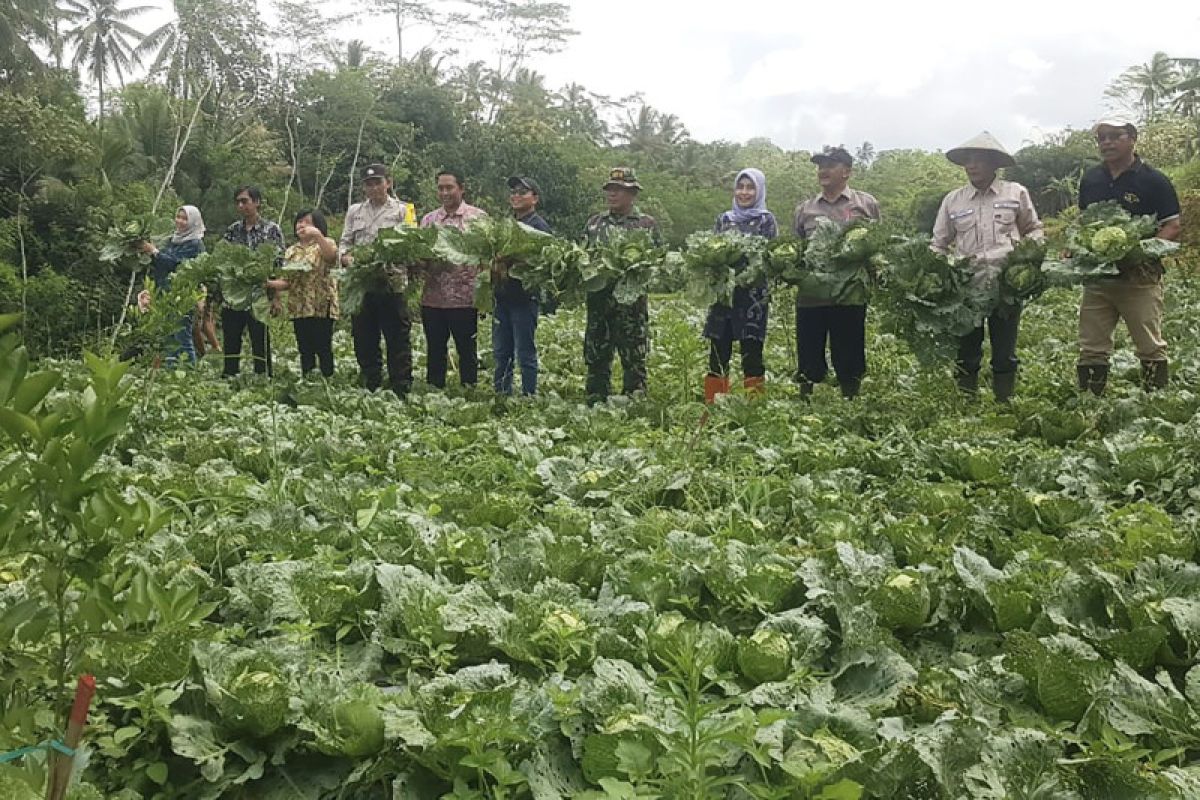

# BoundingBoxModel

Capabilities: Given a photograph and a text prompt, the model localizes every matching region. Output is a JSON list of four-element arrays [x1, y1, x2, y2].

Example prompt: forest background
[[3, 0, 1200, 357]]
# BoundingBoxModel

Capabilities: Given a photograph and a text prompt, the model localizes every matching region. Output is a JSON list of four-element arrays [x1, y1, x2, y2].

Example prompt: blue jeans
[[493, 298, 539, 395], [166, 316, 196, 366]]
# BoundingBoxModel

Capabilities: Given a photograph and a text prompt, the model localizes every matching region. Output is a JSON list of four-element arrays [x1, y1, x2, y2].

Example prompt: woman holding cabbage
[[931, 132, 1043, 403], [136, 205, 207, 365], [266, 209, 339, 378], [703, 168, 778, 402]]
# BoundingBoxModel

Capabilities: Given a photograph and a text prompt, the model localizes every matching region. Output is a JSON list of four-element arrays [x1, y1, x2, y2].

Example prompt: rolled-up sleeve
[[1152, 172, 1181, 224], [930, 195, 953, 254], [865, 194, 882, 221], [338, 206, 358, 255], [793, 205, 806, 238], [1017, 187, 1044, 241]]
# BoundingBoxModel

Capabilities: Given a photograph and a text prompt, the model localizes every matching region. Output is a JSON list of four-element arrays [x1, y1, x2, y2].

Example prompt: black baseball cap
[[507, 176, 541, 195], [811, 146, 854, 167], [361, 163, 390, 181]]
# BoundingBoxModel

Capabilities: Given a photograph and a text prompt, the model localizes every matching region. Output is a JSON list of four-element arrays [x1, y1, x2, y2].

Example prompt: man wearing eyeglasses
[[1076, 118, 1182, 395], [222, 185, 285, 376]]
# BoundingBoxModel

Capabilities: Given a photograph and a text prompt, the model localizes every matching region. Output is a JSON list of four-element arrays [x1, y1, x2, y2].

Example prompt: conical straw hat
[[946, 131, 1016, 168]]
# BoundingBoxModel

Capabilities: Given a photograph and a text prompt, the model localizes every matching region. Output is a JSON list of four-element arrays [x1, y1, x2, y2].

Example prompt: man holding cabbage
[[932, 132, 1043, 402], [1075, 118, 1182, 395]]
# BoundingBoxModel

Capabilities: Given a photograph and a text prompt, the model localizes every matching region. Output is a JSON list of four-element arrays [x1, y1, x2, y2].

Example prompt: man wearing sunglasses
[[492, 176, 551, 396], [1076, 118, 1182, 395]]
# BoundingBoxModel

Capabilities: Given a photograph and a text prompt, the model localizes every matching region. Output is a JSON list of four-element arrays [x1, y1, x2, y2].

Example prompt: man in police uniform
[[793, 146, 881, 399], [931, 131, 1043, 401], [1076, 118, 1182, 394], [339, 163, 418, 396], [583, 167, 661, 403]]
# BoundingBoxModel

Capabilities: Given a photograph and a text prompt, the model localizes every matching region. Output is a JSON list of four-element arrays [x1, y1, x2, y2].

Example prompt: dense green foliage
[[4, 270, 1200, 795], [5, 7, 1200, 795]]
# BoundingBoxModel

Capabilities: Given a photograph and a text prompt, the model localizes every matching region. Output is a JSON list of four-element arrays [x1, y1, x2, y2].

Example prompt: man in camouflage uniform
[[583, 167, 661, 403]]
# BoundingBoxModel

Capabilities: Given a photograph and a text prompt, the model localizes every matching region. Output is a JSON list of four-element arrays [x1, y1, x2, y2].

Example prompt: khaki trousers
[[1077, 281, 1166, 366]]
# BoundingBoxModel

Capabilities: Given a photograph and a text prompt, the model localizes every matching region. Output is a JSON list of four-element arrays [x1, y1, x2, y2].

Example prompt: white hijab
[[171, 205, 206, 244]]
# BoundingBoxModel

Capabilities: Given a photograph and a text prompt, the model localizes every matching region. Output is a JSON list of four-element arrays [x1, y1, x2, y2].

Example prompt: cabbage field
[[3, 277, 1200, 799]]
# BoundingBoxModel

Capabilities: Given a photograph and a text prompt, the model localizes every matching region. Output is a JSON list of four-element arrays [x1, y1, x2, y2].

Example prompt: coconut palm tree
[[1169, 58, 1200, 118], [616, 104, 689, 164], [0, 0, 53, 77], [855, 141, 876, 167], [616, 104, 661, 156], [1105, 51, 1178, 120], [554, 82, 608, 145], [62, 0, 151, 121], [450, 60, 489, 120], [136, 0, 267, 104]]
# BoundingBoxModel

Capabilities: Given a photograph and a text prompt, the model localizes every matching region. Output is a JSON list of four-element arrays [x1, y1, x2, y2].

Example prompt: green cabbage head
[[317, 692, 386, 757], [206, 650, 290, 738], [1090, 226, 1129, 260], [872, 569, 932, 631], [737, 629, 792, 684]]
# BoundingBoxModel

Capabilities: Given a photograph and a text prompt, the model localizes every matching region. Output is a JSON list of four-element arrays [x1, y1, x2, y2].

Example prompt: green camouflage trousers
[[584, 291, 648, 402]]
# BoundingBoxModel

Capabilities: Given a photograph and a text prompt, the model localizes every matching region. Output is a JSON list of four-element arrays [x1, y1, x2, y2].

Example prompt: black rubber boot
[[955, 369, 979, 396], [839, 377, 861, 399], [1141, 360, 1169, 392], [993, 371, 1016, 403], [1077, 364, 1109, 396]]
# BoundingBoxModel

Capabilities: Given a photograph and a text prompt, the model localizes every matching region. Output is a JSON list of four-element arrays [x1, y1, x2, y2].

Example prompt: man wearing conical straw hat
[[932, 131, 1044, 402]]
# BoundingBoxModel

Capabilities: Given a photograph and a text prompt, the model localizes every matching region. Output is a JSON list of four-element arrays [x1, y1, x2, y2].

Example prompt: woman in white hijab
[[137, 205, 207, 363]]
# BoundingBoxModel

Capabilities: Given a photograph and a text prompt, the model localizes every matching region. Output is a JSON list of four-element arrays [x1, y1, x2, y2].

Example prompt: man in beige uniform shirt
[[793, 146, 881, 399], [932, 132, 1043, 402], [339, 163, 419, 395]]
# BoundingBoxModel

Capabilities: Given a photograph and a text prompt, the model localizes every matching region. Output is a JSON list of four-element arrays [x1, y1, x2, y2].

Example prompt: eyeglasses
[[509, 188, 533, 196], [1095, 131, 1129, 143]]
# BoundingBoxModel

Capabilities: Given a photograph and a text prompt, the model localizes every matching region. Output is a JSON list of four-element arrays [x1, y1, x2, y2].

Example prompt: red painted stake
[[46, 675, 96, 800]]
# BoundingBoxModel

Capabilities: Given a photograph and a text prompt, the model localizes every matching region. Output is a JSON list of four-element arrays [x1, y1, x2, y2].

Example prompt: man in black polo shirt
[[1076, 117, 1182, 394]]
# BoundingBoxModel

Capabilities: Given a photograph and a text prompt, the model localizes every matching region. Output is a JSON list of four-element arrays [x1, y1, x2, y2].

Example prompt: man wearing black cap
[[1076, 118, 1182, 395], [493, 176, 551, 396], [793, 146, 881, 398], [339, 163, 419, 395], [583, 167, 661, 403]]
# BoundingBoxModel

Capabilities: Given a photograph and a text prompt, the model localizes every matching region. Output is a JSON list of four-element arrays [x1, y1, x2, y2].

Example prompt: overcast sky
[[128, 1, 1200, 153], [525, 0, 1200, 152]]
